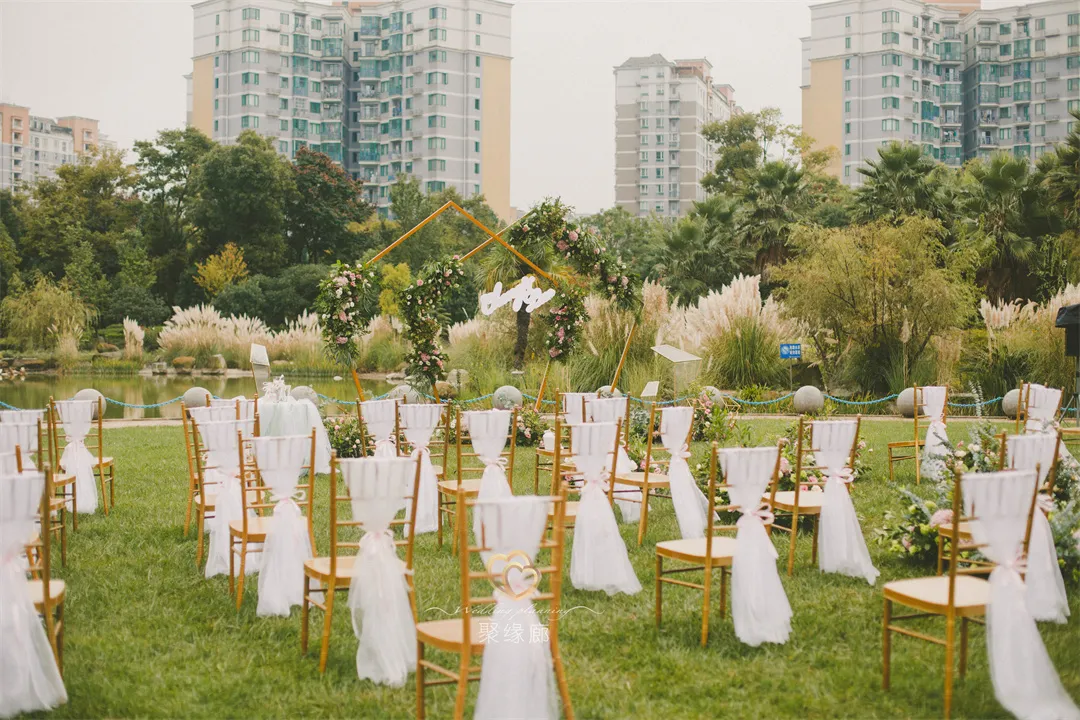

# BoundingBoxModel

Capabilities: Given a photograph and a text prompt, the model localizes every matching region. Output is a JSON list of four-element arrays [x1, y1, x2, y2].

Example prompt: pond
[[0, 375, 396, 419]]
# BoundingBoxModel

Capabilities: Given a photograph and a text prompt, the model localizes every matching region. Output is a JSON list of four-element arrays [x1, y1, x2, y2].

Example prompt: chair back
[[189, 405, 243, 425], [635, 405, 693, 483], [1017, 383, 1063, 434], [721, 444, 782, 518], [1002, 431, 1061, 495], [210, 397, 257, 421], [2, 465, 55, 643], [0, 420, 44, 469], [559, 392, 597, 427], [397, 403, 445, 458], [554, 417, 622, 503], [240, 431, 318, 551], [0, 409, 46, 424], [454, 408, 517, 487], [357, 398, 400, 456], [48, 398, 102, 469], [959, 468, 1041, 576], [180, 403, 200, 497], [584, 396, 631, 449], [781, 416, 861, 507], [192, 418, 257, 505]]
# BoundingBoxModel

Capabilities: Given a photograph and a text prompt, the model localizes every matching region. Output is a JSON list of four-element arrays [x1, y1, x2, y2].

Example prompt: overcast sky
[[0, 0, 1026, 215]]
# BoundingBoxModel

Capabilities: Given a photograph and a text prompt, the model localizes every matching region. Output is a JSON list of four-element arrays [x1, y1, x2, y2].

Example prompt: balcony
[[979, 136, 998, 146], [409, 107, 423, 117], [411, 127, 423, 137], [355, 151, 379, 162], [267, 86, 281, 95], [942, 115, 961, 126], [322, 131, 341, 142], [293, 129, 308, 139], [292, 108, 309, 118], [1047, 114, 1061, 123], [387, 129, 403, 139], [411, 85, 423, 95], [1014, 92, 1031, 101], [979, 113, 998, 125]]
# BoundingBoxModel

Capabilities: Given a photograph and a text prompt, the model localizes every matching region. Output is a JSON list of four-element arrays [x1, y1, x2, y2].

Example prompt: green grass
[[39, 419, 1079, 718]]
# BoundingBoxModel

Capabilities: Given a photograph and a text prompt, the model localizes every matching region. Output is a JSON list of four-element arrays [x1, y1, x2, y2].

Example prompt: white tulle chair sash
[[197, 418, 256, 578], [360, 399, 398, 457], [53, 400, 98, 515], [0, 423, 40, 458], [0, 469, 67, 715], [400, 404, 443, 535], [474, 496, 559, 720], [919, 386, 949, 480], [1024, 384, 1062, 433], [561, 392, 597, 426], [661, 407, 708, 539], [252, 434, 313, 617], [813, 421, 879, 585], [585, 397, 641, 522], [0, 410, 45, 425], [721, 446, 792, 647], [342, 457, 417, 686], [961, 469, 1080, 720], [464, 410, 513, 544], [188, 406, 241, 425], [1006, 433, 1069, 623]]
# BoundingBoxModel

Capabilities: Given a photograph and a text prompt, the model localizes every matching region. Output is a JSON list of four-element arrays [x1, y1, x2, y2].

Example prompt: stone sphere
[[183, 387, 211, 409], [291, 386, 319, 405], [493, 385, 524, 410], [701, 386, 725, 404], [596, 386, 624, 398], [434, 381, 457, 399], [388, 384, 423, 404], [1002, 388, 1020, 419], [793, 386, 824, 414], [896, 387, 916, 418], [74, 388, 105, 419]]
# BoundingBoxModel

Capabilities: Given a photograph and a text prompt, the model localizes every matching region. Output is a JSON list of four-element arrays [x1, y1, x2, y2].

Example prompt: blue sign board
[[780, 343, 802, 360]]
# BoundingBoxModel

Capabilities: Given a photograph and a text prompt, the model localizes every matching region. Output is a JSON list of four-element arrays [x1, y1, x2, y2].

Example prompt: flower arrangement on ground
[[514, 406, 549, 447], [324, 415, 366, 458]]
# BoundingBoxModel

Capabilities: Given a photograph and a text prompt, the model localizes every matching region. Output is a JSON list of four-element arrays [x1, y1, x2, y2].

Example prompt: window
[[1035, 39, 1046, 51], [1069, 56, 1080, 70], [279, 141, 288, 153], [429, 7, 447, 20], [882, 118, 900, 131], [1035, 102, 1045, 116], [882, 32, 899, 45], [281, 76, 288, 88], [474, 120, 480, 131], [427, 115, 446, 128], [640, 151, 649, 162], [215, 13, 220, 25], [428, 50, 447, 63], [427, 159, 446, 171], [845, 15, 851, 27], [242, 50, 260, 63], [476, 13, 482, 24], [882, 10, 899, 23], [844, 58, 851, 70], [310, 102, 321, 113], [640, 168, 648, 178], [881, 75, 900, 88], [655, 168, 664, 178], [844, 165, 851, 178], [214, 78, 219, 89], [845, 37, 851, 49], [1070, 99, 1080, 113], [640, 118, 649, 129], [215, 35, 220, 47], [476, 56, 481, 68], [241, 29, 259, 41], [655, 151, 665, 162], [241, 72, 259, 85], [475, 141, 480, 152], [214, 98, 219, 110], [428, 29, 447, 41], [640, 135, 648, 145], [656, 134, 664, 144], [214, 120, 219, 132], [1069, 78, 1080, 92], [844, 143, 851, 156], [474, 99, 480, 110], [1069, 13, 1080, 25], [844, 100, 851, 113], [241, 115, 259, 128], [1035, 18, 1045, 30], [1070, 35, 1080, 48], [474, 163, 480, 174], [475, 77, 481, 89], [427, 93, 446, 106], [1035, 124, 1045, 137], [280, 119, 288, 130], [281, 13, 289, 25], [845, 80, 851, 91], [999, 44, 1011, 56], [241, 94, 259, 107], [242, 8, 260, 20], [426, 137, 447, 150], [999, 23, 1011, 35], [475, 34, 481, 46], [214, 56, 219, 68], [845, 122, 851, 134], [999, 127, 1012, 140], [281, 34, 289, 46]]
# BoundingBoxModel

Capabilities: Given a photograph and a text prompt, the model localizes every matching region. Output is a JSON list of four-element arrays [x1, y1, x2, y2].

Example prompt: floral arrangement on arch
[[545, 290, 586, 360], [398, 255, 466, 387], [314, 261, 377, 367]]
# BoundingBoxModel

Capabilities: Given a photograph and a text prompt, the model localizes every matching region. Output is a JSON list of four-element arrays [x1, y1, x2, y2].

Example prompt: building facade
[[801, 0, 1080, 185], [0, 104, 104, 191], [188, 0, 512, 220], [613, 55, 736, 218]]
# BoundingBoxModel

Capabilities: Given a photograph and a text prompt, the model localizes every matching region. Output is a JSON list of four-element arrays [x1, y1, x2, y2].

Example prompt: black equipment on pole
[[1056, 303, 1080, 424]]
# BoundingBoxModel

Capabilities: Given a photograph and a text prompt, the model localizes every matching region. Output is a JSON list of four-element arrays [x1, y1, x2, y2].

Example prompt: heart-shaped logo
[[486, 550, 541, 600]]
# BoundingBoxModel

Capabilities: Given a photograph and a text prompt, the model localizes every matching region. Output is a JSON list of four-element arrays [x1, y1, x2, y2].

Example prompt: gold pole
[[351, 368, 366, 402], [447, 202, 554, 283], [461, 211, 534, 262], [534, 358, 552, 412], [609, 321, 637, 393], [369, 201, 454, 265]]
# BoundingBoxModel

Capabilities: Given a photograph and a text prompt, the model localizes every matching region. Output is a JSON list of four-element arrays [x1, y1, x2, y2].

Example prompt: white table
[[258, 399, 332, 473]]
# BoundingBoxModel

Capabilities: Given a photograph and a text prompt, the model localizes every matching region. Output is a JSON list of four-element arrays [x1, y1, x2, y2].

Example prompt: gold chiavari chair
[[231, 429, 318, 609], [45, 399, 81, 530], [25, 463, 66, 675], [1016, 382, 1064, 434], [888, 386, 949, 485], [180, 403, 203, 538], [6, 423, 68, 568], [532, 392, 590, 494], [416, 489, 572, 720], [301, 453, 422, 673], [613, 403, 691, 545], [86, 396, 116, 514], [547, 415, 622, 531], [436, 408, 518, 552], [356, 397, 402, 456], [882, 465, 1040, 719], [767, 415, 862, 576]]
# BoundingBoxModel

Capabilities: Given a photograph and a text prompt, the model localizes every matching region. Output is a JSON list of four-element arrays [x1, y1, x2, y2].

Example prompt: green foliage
[[398, 256, 466, 386], [378, 262, 412, 319], [655, 197, 750, 304], [513, 406, 548, 447], [323, 415, 366, 458], [0, 277, 97, 351], [286, 146, 374, 263], [853, 142, 943, 223], [704, 316, 787, 389]]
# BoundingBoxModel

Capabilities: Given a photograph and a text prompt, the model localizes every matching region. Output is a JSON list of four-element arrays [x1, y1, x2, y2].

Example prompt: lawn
[[36, 418, 1080, 719]]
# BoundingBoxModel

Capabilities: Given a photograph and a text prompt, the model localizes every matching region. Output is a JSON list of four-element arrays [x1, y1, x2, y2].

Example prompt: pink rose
[[622, 276, 629, 286], [901, 537, 912, 550], [549, 348, 559, 358], [417, 278, 424, 286], [336, 336, 348, 344], [444, 270, 451, 277], [453, 255, 460, 260], [421, 353, 430, 361], [338, 311, 348, 322], [568, 230, 578, 241], [929, 509, 954, 528], [594, 248, 600, 255], [779, 457, 791, 475], [556, 241, 568, 252]]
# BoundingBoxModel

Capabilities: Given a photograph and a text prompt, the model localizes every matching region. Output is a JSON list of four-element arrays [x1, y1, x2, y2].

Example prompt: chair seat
[[28, 579, 66, 608], [431, 465, 443, 478], [937, 521, 973, 538], [229, 516, 271, 540], [54, 473, 76, 487], [437, 478, 484, 496], [656, 537, 737, 564], [884, 575, 989, 617], [549, 501, 579, 523], [613, 471, 669, 489], [416, 618, 487, 653], [888, 440, 922, 449], [193, 491, 217, 508], [769, 490, 824, 513], [94, 456, 115, 468], [304, 556, 355, 584]]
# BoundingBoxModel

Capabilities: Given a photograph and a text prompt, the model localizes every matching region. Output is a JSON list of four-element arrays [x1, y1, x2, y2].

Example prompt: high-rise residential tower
[[613, 55, 737, 218], [0, 104, 106, 191], [801, 0, 1080, 185], [189, 0, 512, 220]]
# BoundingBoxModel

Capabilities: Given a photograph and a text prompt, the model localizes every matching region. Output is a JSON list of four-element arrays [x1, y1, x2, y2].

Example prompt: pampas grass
[[123, 318, 145, 361]]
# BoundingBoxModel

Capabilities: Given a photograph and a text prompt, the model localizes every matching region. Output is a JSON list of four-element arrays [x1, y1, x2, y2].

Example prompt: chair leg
[[71, 485, 77, 531], [883, 598, 892, 691], [319, 580, 335, 673], [532, 461, 539, 495], [914, 445, 922, 486], [56, 603, 64, 677], [700, 565, 711, 648], [552, 635, 573, 720], [719, 568, 727, 619], [437, 495, 444, 548], [811, 515, 820, 566], [944, 615, 955, 719], [453, 654, 470, 720], [959, 618, 968, 679], [654, 555, 663, 628], [184, 488, 194, 537], [110, 465, 116, 507], [301, 576, 311, 654], [98, 464, 109, 516], [636, 487, 650, 546], [417, 640, 426, 720], [196, 509, 205, 568], [787, 510, 799, 576], [228, 535, 236, 596], [888, 450, 895, 483], [236, 537, 248, 610], [936, 536, 945, 576]]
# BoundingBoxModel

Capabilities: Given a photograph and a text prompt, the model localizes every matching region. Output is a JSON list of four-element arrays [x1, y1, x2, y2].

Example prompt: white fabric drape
[[1024, 384, 1062, 434], [569, 422, 641, 596], [0, 410, 45, 425], [1006, 433, 1069, 624], [814, 421, 879, 585], [561, 392, 597, 427], [343, 457, 417, 687], [0, 469, 67, 717], [189, 406, 241, 425], [585, 397, 640, 523], [0, 423, 40, 459], [258, 399, 332, 473], [464, 410, 513, 544], [919, 386, 949, 481], [198, 419, 256, 578], [54, 400, 98, 515], [962, 469, 1080, 720], [209, 397, 256, 420], [721, 446, 792, 647], [360, 399, 398, 457], [253, 435, 313, 617], [661, 407, 708, 539], [399, 404, 442, 535], [475, 496, 558, 720]]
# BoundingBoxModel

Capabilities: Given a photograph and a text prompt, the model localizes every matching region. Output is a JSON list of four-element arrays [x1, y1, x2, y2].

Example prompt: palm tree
[[853, 142, 938, 222], [1043, 110, 1080, 225], [736, 161, 806, 270], [657, 196, 749, 304]]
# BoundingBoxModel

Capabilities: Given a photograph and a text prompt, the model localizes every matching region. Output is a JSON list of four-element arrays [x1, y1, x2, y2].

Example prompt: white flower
[[954, 450, 965, 458], [969, 443, 980, 453]]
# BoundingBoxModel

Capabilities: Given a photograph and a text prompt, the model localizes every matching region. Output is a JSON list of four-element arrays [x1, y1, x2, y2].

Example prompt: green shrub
[[703, 316, 786, 389]]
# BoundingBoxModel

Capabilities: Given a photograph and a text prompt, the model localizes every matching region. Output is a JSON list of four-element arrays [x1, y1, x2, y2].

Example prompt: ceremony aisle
[[43, 419, 1080, 718]]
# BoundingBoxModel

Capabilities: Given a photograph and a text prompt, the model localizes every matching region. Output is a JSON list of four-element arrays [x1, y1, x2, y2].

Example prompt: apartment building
[[613, 55, 736, 218], [189, 0, 512, 220], [0, 104, 105, 191], [801, 0, 1080, 185]]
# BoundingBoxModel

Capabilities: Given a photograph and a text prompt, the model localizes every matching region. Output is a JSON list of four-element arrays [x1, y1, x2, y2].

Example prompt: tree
[[578, 206, 666, 282], [736, 161, 808, 271], [378, 262, 411, 321], [195, 242, 249, 297], [190, 130, 293, 275], [133, 127, 216, 302], [1042, 109, 1080, 225], [285, 146, 374, 264], [0, 277, 97, 351], [852, 142, 940, 222], [64, 239, 109, 314], [99, 231, 170, 327], [656, 196, 750, 303], [774, 216, 975, 393]]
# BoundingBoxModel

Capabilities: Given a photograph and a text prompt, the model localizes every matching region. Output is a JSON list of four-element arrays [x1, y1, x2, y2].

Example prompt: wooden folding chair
[[546, 415, 622, 531], [86, 396, 116, 514], [46, 399, 81, 530], [888, 386, 949, 485], [767, 415, 862, 576], [532, 392, 591, 494], [25, 463, 66, 676], [883, 466, 1039, 719], [230, 429, 317, 610], [436, 408, 518, 552], [356, 397, 401, 455], [301, 453, 422, 673], [416, 489, 573, 720], [5, 421, 68, 568], [655, 441, 766, 646], [613, 403, 690, 545]]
